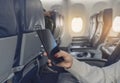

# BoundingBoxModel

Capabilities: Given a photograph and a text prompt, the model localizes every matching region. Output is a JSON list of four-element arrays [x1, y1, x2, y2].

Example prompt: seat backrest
[[89, 16, 94, 40], [89, 14, 98, 41], [98, 8, 112, 45], [0, 37, 17, 83], [18, 0, 45, 66], [22, 0, 45, 32], [0, 0, 18, 82], [92, 11, 103, 47], [0, 1, 17, 36], [92, 8, 112, 48]]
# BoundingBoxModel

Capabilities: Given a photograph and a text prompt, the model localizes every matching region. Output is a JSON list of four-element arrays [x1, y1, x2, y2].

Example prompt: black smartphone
[[36, 29, 64, 64]]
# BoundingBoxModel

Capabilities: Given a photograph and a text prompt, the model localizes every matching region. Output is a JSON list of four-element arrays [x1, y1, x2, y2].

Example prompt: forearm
[[66, 58, 117, 83]]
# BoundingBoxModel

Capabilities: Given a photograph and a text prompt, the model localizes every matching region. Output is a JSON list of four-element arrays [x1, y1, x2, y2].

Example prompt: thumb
[[56, 61, 66, 67], [54, 50, 67, 59]]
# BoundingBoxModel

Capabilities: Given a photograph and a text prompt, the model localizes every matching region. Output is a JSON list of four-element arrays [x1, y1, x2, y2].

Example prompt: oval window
[[112, 16, 120, 33], [71, 17, 83, 33]]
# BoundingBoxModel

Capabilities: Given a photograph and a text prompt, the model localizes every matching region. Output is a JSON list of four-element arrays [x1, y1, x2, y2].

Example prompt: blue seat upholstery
[[15, 0, 45, 66], [19, 0, 45, 66], [21, 0, 45, 32], [12, 0, 47, 83], [0, 0, 18, 37], [13, 0, 45, 67], [0, 0, 18, 82]]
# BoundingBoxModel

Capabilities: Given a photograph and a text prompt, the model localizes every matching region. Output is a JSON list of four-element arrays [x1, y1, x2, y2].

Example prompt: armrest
[[72, 36, 89, 39], [72, 38, 89, 42], [71, 40, 89, 44], [69, 46, 96, 52], [71, 42, 91, 46]]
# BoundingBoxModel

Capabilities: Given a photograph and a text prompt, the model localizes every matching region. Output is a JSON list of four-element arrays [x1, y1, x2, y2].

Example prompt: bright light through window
[[112, 16, 120, 33], [72, 17, 83, 33]]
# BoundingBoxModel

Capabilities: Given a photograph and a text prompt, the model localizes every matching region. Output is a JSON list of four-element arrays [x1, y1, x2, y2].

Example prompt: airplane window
[[71, 17, 83, 33], [112, 16, 120, 33]]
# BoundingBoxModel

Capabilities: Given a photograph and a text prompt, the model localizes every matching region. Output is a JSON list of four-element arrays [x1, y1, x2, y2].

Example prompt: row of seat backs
[[13, 0, 45, 67], [71, 8, 112, 48], [88, 9, 120, 66], [70, 8, 112, 50], [0, 0, 45, 82], [86, 36, 120, 66], [0, 0, 19, 82], [91, 8, 112, 48], [13, 0, 46, 82]]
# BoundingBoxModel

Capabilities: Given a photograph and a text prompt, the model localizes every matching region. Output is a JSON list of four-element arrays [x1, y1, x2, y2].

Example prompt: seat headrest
[[103, 8, 112, 26], [20, 0, 45, 32], [0, 0, 18, 37]]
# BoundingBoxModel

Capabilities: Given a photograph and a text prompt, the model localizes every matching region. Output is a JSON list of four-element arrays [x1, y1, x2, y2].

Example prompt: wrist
[[65, 58, 73, 69]]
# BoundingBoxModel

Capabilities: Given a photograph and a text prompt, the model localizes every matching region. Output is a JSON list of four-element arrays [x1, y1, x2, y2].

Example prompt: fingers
[[44, 50, 71, 68], [55, 50, 69, 60], [55, 51, 65, 58], [48, 59, 52, 66], [43, 52, 47, 56]]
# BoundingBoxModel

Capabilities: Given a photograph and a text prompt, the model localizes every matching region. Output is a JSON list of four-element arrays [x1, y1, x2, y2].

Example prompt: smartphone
[[37, 29, 64, 64]]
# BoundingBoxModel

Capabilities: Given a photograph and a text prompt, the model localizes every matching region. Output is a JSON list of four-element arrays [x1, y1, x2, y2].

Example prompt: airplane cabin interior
[[0, 0, 120, 83]]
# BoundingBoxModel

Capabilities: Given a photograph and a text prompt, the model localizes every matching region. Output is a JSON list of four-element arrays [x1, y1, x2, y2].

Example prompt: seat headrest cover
[[0, 0, 18, 37], [21, 0, 45, 32]]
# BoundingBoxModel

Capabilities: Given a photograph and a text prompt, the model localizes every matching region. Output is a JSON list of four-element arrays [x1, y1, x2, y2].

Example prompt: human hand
[[44, 50, 73, 69]]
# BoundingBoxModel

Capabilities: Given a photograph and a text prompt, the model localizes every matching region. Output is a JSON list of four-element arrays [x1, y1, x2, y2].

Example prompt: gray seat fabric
[[19, 0, 45, 66], [0, 37, 17, 83], [22, 0, 45, 31], [0, 0, 18, 37], [12, 0, 46, 83], [0, 0, 18, 82], [19, 32, 42, 65]]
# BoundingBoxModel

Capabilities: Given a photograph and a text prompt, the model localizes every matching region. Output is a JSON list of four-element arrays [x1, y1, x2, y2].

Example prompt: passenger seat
[[0, 0, 18, 82]]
